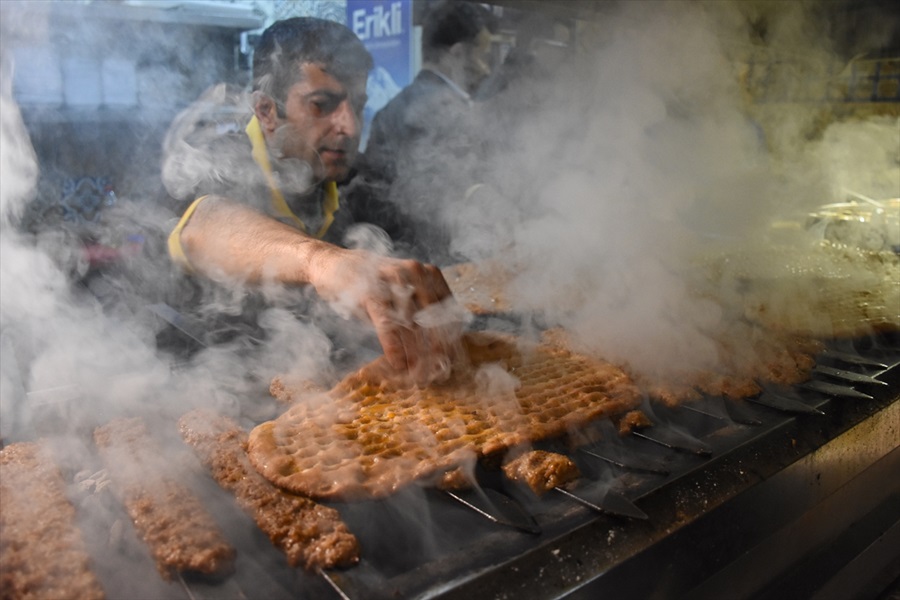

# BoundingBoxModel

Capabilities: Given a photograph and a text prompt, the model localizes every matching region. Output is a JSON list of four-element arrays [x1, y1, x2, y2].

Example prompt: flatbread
[[248, 331, 641, 501], [442, 261, 514, 314]]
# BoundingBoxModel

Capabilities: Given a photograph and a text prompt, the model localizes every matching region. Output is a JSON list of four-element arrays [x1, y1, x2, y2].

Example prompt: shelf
[[0, 0, 266, 30], [20, 104, 182, 125]]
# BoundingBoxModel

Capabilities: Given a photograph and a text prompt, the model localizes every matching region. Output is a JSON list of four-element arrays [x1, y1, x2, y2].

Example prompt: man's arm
[[178, 195, 325, 285], [177, 196, 463, 383]]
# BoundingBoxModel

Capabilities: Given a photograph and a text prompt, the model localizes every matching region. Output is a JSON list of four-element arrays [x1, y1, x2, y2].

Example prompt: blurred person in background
[[475, 14, 572, 101], [162, 17, 463, 385], [359, 0, 501, 266]]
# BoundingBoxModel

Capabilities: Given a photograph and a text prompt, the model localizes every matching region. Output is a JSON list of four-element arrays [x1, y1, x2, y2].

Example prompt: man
[[359, 1, 499, 265], [163, 18, 461, 385]]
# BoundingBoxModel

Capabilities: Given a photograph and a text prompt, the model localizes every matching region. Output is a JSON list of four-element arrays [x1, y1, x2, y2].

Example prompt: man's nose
[[332, 99, 360, 137]]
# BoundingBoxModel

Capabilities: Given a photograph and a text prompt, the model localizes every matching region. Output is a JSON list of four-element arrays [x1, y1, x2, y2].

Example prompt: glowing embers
[[248, 331, 643, 501]]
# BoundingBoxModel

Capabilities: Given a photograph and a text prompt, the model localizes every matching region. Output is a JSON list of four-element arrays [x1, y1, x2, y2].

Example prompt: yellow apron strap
[[245, 116, 339, 238], [167, 194, 208, 273], [316, 181, 339, 238]]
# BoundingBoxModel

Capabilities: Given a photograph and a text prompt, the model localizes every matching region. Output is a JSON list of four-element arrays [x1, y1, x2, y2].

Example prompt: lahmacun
[[248, 331, 641, 501]]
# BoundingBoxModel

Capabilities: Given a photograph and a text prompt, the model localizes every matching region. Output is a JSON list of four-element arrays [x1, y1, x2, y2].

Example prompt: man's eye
[[310, 98, 340, 116]]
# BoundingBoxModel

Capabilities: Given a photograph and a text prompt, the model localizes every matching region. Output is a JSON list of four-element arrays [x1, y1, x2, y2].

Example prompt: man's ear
[[252, 91, 280, 133]]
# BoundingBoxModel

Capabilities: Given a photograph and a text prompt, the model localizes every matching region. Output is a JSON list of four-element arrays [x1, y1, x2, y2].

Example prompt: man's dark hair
[[252, 17, 373, 105], [422, 1, 498, 62]]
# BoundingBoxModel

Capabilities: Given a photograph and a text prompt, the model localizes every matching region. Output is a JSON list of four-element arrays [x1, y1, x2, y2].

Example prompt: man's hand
[[176, 198, 466, 383], [309, 248, 468, 385]]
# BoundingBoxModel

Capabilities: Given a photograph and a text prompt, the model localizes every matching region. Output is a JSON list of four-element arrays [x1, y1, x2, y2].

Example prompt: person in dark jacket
[[162, 17, 463, 385], [360, 1, 499, 266]]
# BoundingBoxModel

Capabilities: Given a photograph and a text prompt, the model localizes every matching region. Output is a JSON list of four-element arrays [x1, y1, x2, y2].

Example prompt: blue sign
[[346, 0, 414, 147]]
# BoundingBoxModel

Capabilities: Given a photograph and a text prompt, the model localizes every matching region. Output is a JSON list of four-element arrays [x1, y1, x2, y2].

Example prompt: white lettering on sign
[[351, 2, 403, 41]]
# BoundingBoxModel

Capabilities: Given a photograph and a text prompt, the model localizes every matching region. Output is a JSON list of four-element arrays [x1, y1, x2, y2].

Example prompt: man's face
[[274, 63, 368, 183], [463, 28, 493, 94]]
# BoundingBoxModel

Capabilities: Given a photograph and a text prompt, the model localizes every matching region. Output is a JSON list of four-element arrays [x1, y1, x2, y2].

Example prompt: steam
[[0, 0, 893, 438], [0, 19, 334, 445], [0, 80, 170, 439], [1, 0, 893, 434], [0, 1, 895, 592], [444, 1, 897, 380]]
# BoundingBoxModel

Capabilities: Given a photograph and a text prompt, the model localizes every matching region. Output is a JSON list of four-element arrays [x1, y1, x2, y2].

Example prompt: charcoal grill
[[27, 326, 896, 600]]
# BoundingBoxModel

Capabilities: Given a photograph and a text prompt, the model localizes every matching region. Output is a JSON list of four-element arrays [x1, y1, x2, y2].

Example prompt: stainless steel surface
[[18, 0, 266, 29], [751, 390, 827, 414], [579, 447, 671, 476]]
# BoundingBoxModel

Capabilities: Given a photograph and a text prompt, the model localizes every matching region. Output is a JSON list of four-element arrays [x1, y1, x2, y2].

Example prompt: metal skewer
[[631, 429, 713, 457], [813, 364, 888, 386], [553, 484, 648, 520], [317, 568, 353, 600], [444, 488, 541, 534], [800, 380, 875, 400], [579, 447, 670, 476], [681, 403, 762, 427], [176, 574, 200, 600], [820, 348, 889, 370]]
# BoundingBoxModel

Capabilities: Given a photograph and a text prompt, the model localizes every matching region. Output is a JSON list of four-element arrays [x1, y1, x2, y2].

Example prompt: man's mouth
[[320, 148, 347, 162]]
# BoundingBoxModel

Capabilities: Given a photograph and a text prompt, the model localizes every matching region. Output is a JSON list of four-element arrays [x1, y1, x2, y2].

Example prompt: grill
[[19, 326, 898, 600], [317, 336, 900, 600]]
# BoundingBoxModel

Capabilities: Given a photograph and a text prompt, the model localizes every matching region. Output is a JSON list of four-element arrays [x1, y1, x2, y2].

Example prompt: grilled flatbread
[[248, 331, 641, 501]]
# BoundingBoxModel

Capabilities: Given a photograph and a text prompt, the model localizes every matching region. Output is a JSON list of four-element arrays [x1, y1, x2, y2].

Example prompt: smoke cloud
[[0, 1, 896, 594], [2, 0, 896, 433], [0, 81, 172, 440], [1, 0, 896, 426], [483, 2, 779, 378], [439, 0, 898, 380]]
